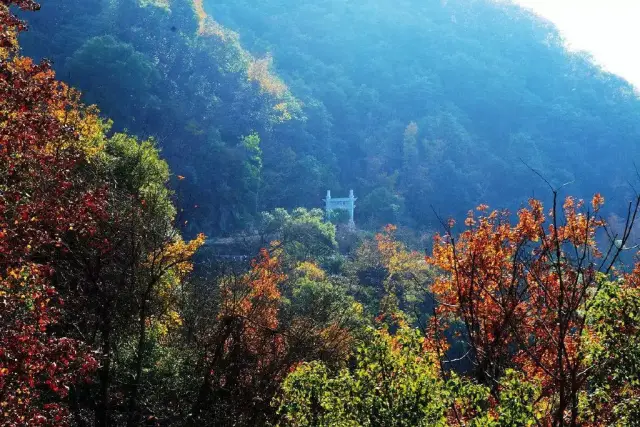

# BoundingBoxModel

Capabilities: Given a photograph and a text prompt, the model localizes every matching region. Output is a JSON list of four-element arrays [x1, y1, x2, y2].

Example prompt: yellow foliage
[[247, 56, 287, 98], [294, 261, 326, 282], [273, 102, 293, 122], [167, 309, 182, 326], [0, 56, 111, 159], [147, 234, 204, 338], [376, 225, 424, 275], [269, 239, 284, 258], [138, 0, 171, 10], [193, 0, 233, 39], [158, 233, 206, 279], [189, 0, 297, 124], [193, 0, 207, 27], [351, 301, 364, 315], [150, 309, 183, 339]]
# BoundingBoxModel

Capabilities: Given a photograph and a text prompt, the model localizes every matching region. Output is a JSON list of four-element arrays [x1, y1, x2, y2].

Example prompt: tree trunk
[[126, 297, 149, 427], [69, 385, 86, 427], [96, 319, 112, 427]]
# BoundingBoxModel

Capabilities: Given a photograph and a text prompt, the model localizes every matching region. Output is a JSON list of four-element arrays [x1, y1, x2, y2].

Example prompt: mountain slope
[[20, 0, 311, 235], [206, 0, 640, 224], [21, 0, 640, 234]]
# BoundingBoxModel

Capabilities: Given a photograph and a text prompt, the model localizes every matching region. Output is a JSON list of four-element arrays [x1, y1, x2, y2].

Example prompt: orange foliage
[[428, 195, 612, 424], [220, 248, 284, 330], [210, 249, 286, 389], [376, 224, 423, 275], [192, 0, 234, 40], [247, 55, 288, 98], [191, 0, 294, 122]]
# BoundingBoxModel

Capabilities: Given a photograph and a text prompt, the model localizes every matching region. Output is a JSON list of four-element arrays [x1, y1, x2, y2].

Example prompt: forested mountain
[[207, 0, 640, 223], [5, 0, 640, 425], [20, 0, 640, 237], [20, 0, 306, 236]]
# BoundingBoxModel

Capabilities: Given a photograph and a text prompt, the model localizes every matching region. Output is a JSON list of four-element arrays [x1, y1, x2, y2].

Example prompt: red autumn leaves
[[1, 1, 104, 423], [427, 193, 637, 424]]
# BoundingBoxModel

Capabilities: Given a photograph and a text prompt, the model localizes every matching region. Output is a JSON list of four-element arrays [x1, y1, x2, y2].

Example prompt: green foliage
[[21, 0, 304, 235], [106, 134, 171, 201], [277, 327, 538, 426], [493, 370, 540, 426], [582, 278, 640, 425], [259, 208, 338, 265], [286, 263, 355, 324], [66, 35, 162, 126], [204, 0, 640, 228], [358, 187, 405, 229], [281, 262, 367, 360], [13, 0, 640, 425], [344, 227, 433, 327], [21, 0, 640, 235], [277, 327, 451, 427], [242, 132, 263, 177], [52, 123, 205, 426], [326, 208, 350, 225], [241, 132, 263, 214]]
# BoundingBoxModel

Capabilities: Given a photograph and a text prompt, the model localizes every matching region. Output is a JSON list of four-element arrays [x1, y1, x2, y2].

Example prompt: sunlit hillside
[[2, 0, 640, 425]]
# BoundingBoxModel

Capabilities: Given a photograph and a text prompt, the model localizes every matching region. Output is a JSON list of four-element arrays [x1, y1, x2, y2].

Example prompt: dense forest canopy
[[17, 0, 640, 238], [19, 0, 640, 237], [20, 0, 305, 236], [204, 0, 640, 221], [3, 0, 640, 425]]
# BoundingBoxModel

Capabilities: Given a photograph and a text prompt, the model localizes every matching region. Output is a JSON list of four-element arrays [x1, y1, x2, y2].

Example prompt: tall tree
[[1, 0, 103, 422], [428, 192, 640, 425], [2, 3, 205, 424]]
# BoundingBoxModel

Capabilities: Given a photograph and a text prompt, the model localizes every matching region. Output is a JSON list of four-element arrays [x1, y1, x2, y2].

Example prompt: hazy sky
[[512, 0, 640, 87]]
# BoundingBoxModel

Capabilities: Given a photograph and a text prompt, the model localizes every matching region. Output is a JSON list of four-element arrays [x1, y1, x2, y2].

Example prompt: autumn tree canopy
[[427, 192, 640, 426], [1, 1, 203, 424], [4, 1, 640, 426]]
